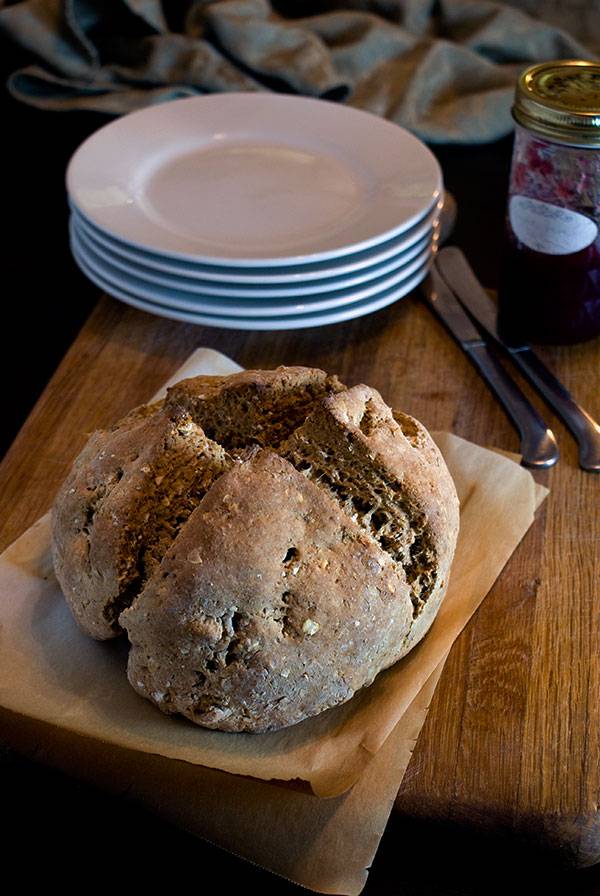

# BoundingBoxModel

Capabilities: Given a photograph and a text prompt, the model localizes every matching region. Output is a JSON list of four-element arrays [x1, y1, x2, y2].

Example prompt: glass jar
[[498, 60, 600, 345]]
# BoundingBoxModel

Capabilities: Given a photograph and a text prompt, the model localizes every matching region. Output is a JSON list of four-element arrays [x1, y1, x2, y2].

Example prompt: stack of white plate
[[67, 94, 442, 331]]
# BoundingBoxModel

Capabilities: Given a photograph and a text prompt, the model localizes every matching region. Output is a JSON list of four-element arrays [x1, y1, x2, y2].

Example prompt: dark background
[[3, 31, 600, 896]]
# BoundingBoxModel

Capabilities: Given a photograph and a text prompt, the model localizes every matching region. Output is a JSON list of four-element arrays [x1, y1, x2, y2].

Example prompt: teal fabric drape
[[0, 0, 595, 143]]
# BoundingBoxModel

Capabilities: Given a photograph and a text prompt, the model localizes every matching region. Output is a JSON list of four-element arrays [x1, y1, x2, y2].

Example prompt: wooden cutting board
[[0, 292, 598, 868]]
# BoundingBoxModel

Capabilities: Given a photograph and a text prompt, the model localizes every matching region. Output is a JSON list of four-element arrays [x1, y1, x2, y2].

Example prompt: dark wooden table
[[2, 51, 600, 895]]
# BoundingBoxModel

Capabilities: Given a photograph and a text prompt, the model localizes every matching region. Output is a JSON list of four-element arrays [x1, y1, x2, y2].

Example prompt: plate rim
[[71, 223, 432, 317], [72, 213, 434, 299], [71, 237, 430, 330], [70, 200, 440, 283], [73, 253, 430, 331]]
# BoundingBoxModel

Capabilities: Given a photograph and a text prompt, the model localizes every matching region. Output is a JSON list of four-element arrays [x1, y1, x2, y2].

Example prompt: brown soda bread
[[52, 367, 459, 732]]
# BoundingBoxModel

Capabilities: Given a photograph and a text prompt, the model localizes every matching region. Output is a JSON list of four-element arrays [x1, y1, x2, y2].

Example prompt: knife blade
[[421, 266, 558, 469], [436, 246, 600, 472]]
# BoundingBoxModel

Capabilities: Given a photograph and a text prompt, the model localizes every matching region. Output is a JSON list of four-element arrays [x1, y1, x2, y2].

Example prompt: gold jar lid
[[513, 60, 600, 147]]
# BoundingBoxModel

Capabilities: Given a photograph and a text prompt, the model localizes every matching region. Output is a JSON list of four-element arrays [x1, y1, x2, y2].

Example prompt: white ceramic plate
[[71, 243, 430, 331], [72, 214, 434, 299], [67, 93, 442, 266], [70, 200, 440, 283], [71, 223, 432, 317]]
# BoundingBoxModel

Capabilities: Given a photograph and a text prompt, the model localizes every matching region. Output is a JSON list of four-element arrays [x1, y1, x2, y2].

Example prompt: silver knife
[[436, 246, 600, 473], [421, 266, 559, 468]]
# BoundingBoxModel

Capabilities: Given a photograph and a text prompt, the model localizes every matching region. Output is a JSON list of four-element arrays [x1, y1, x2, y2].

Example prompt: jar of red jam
[[498, 60, 600, 345]]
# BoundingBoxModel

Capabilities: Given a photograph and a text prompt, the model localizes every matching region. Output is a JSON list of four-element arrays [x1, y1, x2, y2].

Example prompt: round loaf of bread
[[52, 366, 459, 733]]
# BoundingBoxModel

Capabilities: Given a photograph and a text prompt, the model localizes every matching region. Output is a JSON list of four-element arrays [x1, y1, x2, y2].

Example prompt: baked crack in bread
[[52, 367, 459, 732]]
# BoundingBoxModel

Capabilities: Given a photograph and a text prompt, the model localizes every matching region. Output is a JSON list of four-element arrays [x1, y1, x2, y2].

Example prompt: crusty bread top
[[52, 406, 230, 639], [165, 365, 345, 451], [121, 449, 414, 732], [282, 384, 457, 617]]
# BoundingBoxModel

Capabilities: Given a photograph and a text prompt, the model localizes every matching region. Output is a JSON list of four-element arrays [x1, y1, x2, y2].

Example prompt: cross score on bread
[[52, 367, 459, 733]]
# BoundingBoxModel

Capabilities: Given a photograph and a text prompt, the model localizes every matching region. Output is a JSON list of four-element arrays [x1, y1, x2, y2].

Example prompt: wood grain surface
[[1, 290, 598, 870]]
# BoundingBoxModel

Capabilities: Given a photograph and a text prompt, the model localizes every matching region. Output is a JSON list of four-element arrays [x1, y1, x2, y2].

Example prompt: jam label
[[509, 196, 598, 255]]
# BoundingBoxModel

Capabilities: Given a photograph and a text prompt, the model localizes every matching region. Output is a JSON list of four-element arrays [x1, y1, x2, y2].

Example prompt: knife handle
[[508, 349, 600, 473], [465, 343, 559, 469]]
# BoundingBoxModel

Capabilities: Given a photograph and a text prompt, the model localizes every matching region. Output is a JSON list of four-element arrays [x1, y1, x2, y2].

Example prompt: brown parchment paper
[[0, 347, 548, 895], [1, 659, 446, 896], [0, 348, 547, 800]]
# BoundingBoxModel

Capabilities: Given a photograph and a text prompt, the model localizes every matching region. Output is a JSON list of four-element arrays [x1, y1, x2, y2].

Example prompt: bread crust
[[282, 384, 459, 656], [52, 407, 229, 639], [52, 366, 459, 731], [121, 450, 414, 732]]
